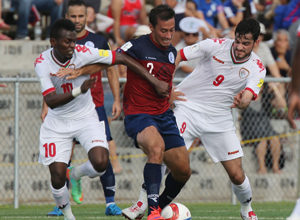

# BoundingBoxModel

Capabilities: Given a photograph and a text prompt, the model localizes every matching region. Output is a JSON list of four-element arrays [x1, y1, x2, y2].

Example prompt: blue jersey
[[119, 34, 177, 115], [194, 0, 223, 27], [77, 31, 110, 107]]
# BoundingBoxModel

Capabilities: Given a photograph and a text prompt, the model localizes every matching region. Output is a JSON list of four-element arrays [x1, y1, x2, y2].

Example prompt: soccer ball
[[161, 202, 191, 220]]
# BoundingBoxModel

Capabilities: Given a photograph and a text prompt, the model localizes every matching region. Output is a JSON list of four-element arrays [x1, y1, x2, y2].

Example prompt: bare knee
[[229, 170, 245, 185], [88, 147, 109, 173], [49, 163, 67, 189]]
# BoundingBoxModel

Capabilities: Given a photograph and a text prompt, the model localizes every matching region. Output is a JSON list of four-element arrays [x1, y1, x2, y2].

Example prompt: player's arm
[[288, 37, 300, 129], [107, 66, 121, 120], [231, 89, 253, 109], [41, 99, 48, 122], [44, 78, 96, 109], [56, 52, 170, 97]]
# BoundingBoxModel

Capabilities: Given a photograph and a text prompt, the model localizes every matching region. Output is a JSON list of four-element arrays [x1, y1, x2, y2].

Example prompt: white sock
[[232, 176, 253, 212], [137, 186, 148, 211], [51, 184, 75, 220], [72, 160, 105, 180], [289, 198, 300, 217]]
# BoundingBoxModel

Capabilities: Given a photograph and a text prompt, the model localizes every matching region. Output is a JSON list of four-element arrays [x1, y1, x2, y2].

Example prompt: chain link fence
[[0, 76, 299, 207]]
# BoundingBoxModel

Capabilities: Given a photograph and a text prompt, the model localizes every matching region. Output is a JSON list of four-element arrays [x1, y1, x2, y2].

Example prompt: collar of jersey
[[149, 34, 170, 50], [51, 49, 72, 67], [230, 43, 251, 64]]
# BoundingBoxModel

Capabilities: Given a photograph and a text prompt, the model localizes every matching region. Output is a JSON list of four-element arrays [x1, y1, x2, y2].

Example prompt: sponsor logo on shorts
[[228, 150, 239, 155], [92, 140, 104, 143]]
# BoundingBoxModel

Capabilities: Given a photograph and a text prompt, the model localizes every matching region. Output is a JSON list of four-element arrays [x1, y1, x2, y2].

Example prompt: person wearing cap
[[175, 17, 205, 78]]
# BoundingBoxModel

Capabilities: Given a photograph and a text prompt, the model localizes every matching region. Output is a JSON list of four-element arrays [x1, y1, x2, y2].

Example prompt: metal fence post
[[14, 77, 19, 209]]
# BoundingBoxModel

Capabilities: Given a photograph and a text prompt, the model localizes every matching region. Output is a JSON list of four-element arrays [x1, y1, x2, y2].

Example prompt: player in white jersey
[[121, 18, 264, 220], [286, 24, 300, 220], [35, 18, 169, 220]]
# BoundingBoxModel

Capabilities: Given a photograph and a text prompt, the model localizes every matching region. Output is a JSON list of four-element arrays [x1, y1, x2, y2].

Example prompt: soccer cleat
[[47, 206, 63, 216], [241, 210, 258, 220], [122, 201, 147, 220], [105, 203, 122, 216], [147, 207, 165, 220], [69, 167, 83, 204]]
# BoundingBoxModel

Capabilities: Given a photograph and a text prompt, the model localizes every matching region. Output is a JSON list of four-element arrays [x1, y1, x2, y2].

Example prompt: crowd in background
[[0, 0, 299, 175]]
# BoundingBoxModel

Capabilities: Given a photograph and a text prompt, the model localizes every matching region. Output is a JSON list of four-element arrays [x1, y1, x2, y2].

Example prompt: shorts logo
[[180, 122, 187, 134], [239, 68, 249, 79], [169, 52, 175, 64], [92, 140, 104, 143], [228, 150, 239, 155]]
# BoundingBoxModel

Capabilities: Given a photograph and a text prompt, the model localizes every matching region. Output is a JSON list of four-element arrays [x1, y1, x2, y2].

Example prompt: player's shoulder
[[249, 52, 266, 74], [79, 31, 109, 49], [34, 48, 51, 67]]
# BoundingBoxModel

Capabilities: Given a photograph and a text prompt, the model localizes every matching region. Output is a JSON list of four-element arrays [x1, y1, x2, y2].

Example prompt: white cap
[[259, 22, 266, 35], [133, 25, 151, 37], [179, 17, 202, 33]]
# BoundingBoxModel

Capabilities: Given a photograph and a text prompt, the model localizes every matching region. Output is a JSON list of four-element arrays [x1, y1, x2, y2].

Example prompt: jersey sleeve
[[34, 59, 55, 96], [245, 59, 266, 100], [74, 44, 116, 66], [180, 38, 223, 61]]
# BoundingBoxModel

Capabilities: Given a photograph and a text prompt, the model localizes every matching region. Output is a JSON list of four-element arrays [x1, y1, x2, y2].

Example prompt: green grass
[[0, 202, 295, 220]]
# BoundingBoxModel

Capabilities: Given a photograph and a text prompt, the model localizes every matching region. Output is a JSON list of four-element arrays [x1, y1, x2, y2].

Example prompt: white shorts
[[174, 106, 243, 163], [39, 111, 108, 166]]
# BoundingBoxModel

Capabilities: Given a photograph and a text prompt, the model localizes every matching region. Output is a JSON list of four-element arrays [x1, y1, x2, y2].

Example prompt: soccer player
[[56, 5, 192, 220], [45, 0, 122, 216], [286, 24, 300, 220], [35, 18, 169, 220], [122, 18, 265, 220]]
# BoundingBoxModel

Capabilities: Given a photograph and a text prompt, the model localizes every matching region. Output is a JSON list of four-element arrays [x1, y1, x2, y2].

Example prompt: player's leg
[[95, 106, 122, 215], [159, 145, 191, 209], [39, 118, 75, 220], [137, 125, 165, 218], [49, 162, 75, 220], [201, 131, 257, 220], [109, 139, 123, 174]]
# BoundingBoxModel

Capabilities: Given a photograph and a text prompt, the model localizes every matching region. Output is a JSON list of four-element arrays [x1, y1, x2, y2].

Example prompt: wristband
[[238, 7, 245, 12], [71, 87, 82, 97]]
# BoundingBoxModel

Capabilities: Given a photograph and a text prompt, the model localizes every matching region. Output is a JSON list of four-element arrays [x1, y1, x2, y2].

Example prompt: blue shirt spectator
[[194, 0, 224, 27]]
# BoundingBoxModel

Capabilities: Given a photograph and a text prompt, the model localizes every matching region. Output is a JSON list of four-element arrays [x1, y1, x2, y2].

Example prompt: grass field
[[0, 202, 295, 220]]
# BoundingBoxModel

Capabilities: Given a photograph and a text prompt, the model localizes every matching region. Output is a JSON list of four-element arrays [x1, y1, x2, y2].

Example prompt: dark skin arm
[[55, 52, 169, 97], [44, 78, 96, 109]]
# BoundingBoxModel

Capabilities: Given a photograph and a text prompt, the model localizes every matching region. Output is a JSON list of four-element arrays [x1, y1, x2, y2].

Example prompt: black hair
[[50, 18, 75, 39], [67, 0, 87, 8], [235, 18, 260, 41], [149, 4, 175, 27]]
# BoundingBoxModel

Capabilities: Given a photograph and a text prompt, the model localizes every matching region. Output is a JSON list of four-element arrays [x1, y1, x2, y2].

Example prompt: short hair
[[235, 18, 260, 42], [50, 19, 75, 39], [67, 0, 87, 8], [149, 4, 175, 27], [273, 29, 290, 42]]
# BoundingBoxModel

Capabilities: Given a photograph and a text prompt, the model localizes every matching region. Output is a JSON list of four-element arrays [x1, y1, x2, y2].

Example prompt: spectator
[[253, 22, 287, 112], [106, 0, 148, 46], [85, 5, 114, 33], [240, 85, 283, 174], [15, 0, 63, 40], [175, 17, 205, 78], [194, 0, 230, 33], [271, 29, 292, 77], [0, 0, 11, 40], [223, 0, 257, 27]]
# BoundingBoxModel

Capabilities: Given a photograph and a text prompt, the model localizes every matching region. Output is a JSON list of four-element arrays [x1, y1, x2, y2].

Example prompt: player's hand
[[80, 78, 96, 93], [169, 88, 186, 105], [111, 100, 121, 120], [154, 80, 170, 98], [231, 90, 243, 109], [287, 91, 300, 129], [53, 68, 81, 79]]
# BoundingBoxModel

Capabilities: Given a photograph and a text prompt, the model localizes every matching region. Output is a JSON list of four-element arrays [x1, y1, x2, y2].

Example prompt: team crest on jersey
[[85, 41, 95, 48], [121, 42, 133, 51], [168, 52, 175, 63], [68, 64, 76, 69], [239, 68, 249, 79]]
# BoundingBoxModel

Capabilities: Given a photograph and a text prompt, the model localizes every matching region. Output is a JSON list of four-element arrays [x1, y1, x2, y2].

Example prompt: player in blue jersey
[[45, 0, 122, 216]]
